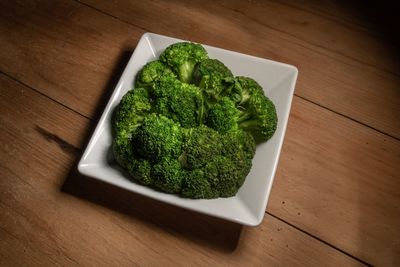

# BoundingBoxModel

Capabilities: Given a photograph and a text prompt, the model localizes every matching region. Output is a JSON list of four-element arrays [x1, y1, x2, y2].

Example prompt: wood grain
[[78, 0, 400, 138], [0, 0, 144, 119], [0, 0, 399, 139], [0, 74, 363, 266], [1, 0, 399, 266], [270, 97, 400, 266], [278, 0, 400, 46]]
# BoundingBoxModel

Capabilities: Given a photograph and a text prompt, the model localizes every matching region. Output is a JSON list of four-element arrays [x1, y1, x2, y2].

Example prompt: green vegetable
[[112, 42, 278, 199], [160, 42, 208, 83], [133, 113, 183, 162], [192, 58, 233, 103], [153, 76, 205, 128]]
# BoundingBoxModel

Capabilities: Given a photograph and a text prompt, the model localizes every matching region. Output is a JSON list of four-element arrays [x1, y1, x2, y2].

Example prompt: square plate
[[78, 32, 298, 226]]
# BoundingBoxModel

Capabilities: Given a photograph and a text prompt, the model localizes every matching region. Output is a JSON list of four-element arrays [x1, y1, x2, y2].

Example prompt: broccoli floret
[[223, 129, 256, 159], [181, 125, 222, 169], [152, 157, 183, 193], [135, 60, 176, 90], [205, 96, 238, 133], [153, 76, 205, 127], [160, 42, 208, 83], [224, 76, 265, 106], [113, 88, 152, 169], [192, 59, 233, 102], [203, 156, 243, 197], [113, 133, 134, 169], [181, 169, 215, 199], [127, 157, 153, 185], [133, 114, 183, 162], [236, 83, 278, 141], [114, 88, 151, 137], [208, 77, 278, 141]]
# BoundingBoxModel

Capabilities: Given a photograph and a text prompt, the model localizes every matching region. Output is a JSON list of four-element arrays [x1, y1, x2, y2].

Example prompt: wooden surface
[[0, 0, 399, 266]]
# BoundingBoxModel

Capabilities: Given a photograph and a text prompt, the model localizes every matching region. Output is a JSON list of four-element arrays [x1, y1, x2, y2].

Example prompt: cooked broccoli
[[160, 42, 208, 83], [181, 125, 222, 169], [112, 42, 278, 199], [192, 59, 233, 102], [153, 76, 205, 128], [152, 157, 183, 193], [205, 96, 238, 134], [206, 77, 278, 141], [114, 88, 151, 137], [181, 169, 215, 199], [127, 157, 152, 185], [233, 77, 278, 141], [135, 60, 176, 91], [133, 113, 183, 162], [203, 155, 243, 197]]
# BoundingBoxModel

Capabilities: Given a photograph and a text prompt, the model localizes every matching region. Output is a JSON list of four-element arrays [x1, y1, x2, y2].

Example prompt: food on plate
[[113, 42, 277, 198]]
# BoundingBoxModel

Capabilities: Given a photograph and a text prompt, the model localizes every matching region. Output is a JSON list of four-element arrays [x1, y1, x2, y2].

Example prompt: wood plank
[[0, 0, 399, 265], [0, 74, 363, 266], [226, 0, 399, 75], [278, 0, 400, 46], [77, 0, 400, 139], [0, 0, 144, 119], [1, 1, 399, 139], [270, 97, 400, 266]]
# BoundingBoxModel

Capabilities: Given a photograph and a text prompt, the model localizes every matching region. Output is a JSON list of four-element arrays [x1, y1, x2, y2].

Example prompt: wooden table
[[1, 1, 399, 266]]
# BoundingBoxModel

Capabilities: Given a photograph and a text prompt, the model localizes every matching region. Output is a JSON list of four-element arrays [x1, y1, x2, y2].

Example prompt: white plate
[[78, 32, 298, 226]]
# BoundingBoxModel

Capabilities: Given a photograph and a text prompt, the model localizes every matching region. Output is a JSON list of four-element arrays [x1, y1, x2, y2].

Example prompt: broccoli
[[113, 88, 151, 137], [127, 157, 152, 185], [181, 169, 215, 199], [152, 157, 183, 193], [153, 76, 205, 128], [206, 77, 278, 141], [160, 42, 208, 83], [203, 156, 243, 197], [233, 77, 278, 141], [135, 60, 176, 90], [181, 125, 222, 169], [192, 59, 233, 102], [133, 113, 183, 162], [205, 96, 238, 134], [112, 42, 278, 199]]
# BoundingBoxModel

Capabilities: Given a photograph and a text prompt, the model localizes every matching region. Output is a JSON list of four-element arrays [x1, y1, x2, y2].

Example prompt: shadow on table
[[61, 48, 242, 254], [62, 170, 242, 253]]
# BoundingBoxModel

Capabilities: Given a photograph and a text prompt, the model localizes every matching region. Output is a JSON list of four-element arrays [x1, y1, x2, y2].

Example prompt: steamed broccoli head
[[216, 77, 278, 142], [133, 114, 183, 162], [222, 129, 255, 185], [223, 129, 256, 160], [225, 76, 265, 106], [205, 96, 238, 134], [113, 133, 134, 169], [152, 157, 183, 193], [203, 156, 243, 197], [127, 157, 153, 185], [181, 125, 222, 170], [153, 76, 205, 128], [192, 59, 233, 101], [181, 169, 215, 199], [237, 91, 278, 141], [160, 42, 208, 83], [135, 60, 176, 90], [114, 88, 151, 137]]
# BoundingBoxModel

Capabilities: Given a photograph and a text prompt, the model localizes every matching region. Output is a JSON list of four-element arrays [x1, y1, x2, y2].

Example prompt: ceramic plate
[[78, 32, 298, 226]]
